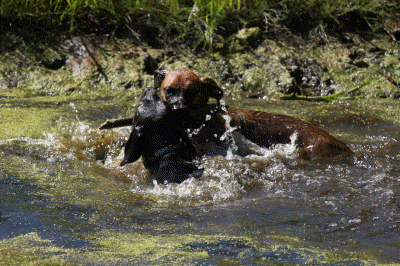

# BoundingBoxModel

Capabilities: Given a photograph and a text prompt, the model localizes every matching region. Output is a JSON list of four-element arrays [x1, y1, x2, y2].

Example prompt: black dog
[[119, 87, 202, 184]]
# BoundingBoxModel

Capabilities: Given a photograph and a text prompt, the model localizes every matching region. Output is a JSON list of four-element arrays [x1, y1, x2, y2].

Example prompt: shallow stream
[[1, 95, 400, 265]]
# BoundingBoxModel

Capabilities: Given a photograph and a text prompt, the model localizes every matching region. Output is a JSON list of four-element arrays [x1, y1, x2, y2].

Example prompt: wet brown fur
[[158, 68, 352, 158]]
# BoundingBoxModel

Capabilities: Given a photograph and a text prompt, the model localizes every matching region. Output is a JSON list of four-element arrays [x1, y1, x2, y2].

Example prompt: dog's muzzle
[[168, 95, 187, 110]]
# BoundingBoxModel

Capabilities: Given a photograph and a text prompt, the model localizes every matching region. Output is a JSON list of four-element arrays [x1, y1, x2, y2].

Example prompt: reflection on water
[[1, 103, 400, 264]]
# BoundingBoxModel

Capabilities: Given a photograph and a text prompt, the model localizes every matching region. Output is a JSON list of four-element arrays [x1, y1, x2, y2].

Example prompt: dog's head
[[120, 87, 167, 167], [120, 87, 200, 183], [155, 68, 223, 110]]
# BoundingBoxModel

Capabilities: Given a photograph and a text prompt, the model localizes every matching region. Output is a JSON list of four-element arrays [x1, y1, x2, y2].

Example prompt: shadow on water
[[1, 97, 400, 265]]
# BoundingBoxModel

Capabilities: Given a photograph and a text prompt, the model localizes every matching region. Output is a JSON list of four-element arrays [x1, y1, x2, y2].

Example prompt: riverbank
[[2, 0, 400, 103], [1, 24, 400, 139]]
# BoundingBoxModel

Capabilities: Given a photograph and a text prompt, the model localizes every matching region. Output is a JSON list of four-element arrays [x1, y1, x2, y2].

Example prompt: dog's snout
[[169, 96, 187, 110], [171, 102, 186, 110]]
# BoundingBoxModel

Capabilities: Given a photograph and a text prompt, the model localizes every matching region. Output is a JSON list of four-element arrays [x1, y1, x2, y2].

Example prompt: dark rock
[[41, 56, 66, 70], [348, 50, 365, 60], [338, 34, 354, 44], [280, 57, 328, 96], [352, 60, 369, 68]]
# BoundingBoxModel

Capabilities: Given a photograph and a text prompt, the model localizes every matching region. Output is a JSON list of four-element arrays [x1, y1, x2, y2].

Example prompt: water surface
[[1, 96, 399, 265]]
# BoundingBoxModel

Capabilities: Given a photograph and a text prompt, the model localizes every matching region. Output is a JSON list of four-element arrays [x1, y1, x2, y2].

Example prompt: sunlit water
[[1, 102, 400, 264]]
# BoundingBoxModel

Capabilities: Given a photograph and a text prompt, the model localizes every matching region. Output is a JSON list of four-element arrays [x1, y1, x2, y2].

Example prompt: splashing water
[[127, 116, 301, 206], [44, 109, 305, 206]]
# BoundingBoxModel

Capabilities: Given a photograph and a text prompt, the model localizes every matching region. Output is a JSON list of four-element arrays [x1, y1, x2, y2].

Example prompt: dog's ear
[[120, 124, 144, 166], [200, 77, 223, 102]]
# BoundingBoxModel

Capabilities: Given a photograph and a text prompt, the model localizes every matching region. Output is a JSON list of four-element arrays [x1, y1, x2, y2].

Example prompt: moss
[[2, 32, 400, 105], [223, 27, 263, 54]]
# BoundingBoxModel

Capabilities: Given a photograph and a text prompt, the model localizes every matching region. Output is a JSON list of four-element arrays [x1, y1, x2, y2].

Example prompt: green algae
[[0, 91, 137, 141], [0, 104, 60, 139], [0, 233, 72, 266], [1, 141, 132, 212], [85, 230, 211, 264], [0, 230, 385, 265]]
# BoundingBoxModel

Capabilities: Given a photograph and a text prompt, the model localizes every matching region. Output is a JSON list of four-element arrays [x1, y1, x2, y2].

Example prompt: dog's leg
[[99, 117, 134, 130]]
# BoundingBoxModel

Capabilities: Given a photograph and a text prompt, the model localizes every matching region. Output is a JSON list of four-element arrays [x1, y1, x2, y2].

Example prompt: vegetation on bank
[[1, 0, 399, 49], [1, 0, 399, 102]]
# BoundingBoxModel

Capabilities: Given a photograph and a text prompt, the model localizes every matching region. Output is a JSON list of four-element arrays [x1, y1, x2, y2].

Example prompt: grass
[[0, 0, 399, 49]]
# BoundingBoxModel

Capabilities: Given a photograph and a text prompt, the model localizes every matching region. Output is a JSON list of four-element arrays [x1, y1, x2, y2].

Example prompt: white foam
[[0, 136, 51, 146], [1, 117, 302, 206]]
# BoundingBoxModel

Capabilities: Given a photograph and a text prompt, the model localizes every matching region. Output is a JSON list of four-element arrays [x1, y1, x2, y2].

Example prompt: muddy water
[[1, 96, 400, 265]]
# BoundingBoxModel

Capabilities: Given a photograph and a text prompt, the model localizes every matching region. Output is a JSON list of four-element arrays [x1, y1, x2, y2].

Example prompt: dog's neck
[[179, 103, 226, 129]]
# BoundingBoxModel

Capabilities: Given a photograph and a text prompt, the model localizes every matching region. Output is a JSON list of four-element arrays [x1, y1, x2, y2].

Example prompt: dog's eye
[[165, 86, 176, 95]]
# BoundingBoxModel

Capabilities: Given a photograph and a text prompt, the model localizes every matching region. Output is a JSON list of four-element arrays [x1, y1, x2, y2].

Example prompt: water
[[1, 98, 400, 265]]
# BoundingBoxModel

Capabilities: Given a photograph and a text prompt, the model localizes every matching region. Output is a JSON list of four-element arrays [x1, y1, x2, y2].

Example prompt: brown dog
[[155, 68, 352, 158]]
